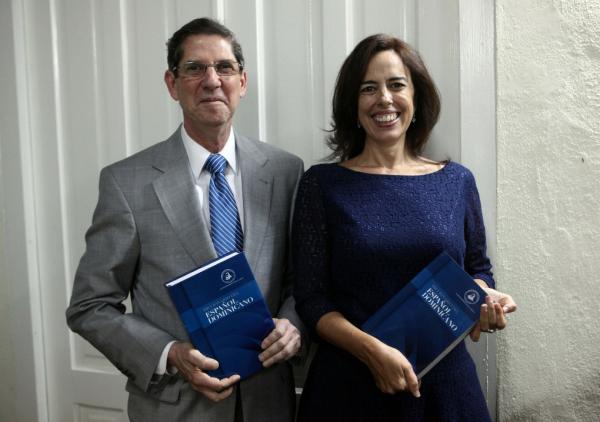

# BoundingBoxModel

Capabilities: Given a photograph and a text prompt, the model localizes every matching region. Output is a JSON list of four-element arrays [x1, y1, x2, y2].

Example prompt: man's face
[[165, 34, 247, 133]]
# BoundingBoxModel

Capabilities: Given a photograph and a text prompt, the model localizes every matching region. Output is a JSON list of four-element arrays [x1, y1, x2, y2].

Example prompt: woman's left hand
[[470, 281, 517, 342]]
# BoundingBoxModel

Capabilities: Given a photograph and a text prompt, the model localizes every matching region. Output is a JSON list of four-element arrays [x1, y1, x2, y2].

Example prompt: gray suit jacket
[[66, 128, 305, 422]]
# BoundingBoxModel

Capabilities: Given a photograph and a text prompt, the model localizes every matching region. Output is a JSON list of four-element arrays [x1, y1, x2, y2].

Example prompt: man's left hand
[[258, 318, 301, 367]]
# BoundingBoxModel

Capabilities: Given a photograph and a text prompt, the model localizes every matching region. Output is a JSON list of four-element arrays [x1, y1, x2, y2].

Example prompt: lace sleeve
[[292, 168, 338, 333], [463, 170, 495, 288]]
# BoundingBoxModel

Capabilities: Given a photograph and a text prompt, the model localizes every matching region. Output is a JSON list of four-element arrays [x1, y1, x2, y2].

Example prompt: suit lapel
[[152, 130, 216, 266], [237, 134, 273, 269]]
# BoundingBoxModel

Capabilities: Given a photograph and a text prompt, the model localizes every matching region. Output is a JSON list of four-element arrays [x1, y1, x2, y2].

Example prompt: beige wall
[[496, 1, 600, 421]]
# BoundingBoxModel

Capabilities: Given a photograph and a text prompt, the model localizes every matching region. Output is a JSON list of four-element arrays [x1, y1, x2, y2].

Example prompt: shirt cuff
[[155, 340, 178, 376]]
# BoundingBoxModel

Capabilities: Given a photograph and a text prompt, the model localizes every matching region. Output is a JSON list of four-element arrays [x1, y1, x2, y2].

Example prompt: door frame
[[0, 0, 497, 420]]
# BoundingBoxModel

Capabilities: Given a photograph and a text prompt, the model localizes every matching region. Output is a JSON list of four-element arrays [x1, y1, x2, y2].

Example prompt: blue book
[[165, 251, 275, 380], [361, 251, 487, 378]]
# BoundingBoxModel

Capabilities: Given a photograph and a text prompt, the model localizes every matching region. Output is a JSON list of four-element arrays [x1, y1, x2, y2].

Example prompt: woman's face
[[357, 50, 415, 149]]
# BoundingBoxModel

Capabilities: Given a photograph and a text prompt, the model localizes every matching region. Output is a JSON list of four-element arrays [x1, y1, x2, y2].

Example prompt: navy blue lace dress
[[292, 162, 493, 422]]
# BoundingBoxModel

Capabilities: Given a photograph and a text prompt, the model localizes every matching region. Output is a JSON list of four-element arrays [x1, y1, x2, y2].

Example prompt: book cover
[[361, 251, 487, 379], [165, 251, 275, 380]]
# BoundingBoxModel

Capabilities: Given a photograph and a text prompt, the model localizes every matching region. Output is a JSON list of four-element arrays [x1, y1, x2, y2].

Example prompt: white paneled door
[[1, 0, 496, 420]]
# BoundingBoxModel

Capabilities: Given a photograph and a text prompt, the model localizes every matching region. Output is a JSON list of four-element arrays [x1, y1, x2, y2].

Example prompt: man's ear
[[239, 70, 248, 98], [164, 70, 179, 101]]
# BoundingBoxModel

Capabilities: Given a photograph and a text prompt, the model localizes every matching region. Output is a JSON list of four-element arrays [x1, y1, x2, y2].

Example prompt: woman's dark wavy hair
[[327, 34, 441, 161], [167, 17, 244, 76]]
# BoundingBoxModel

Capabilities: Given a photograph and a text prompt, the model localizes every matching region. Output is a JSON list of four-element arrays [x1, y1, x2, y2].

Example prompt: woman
[[292, 34, 516, 421]]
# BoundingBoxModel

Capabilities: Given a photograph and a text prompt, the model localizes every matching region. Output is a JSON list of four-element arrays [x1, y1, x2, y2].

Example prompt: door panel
[[2, 0, 496, 420]]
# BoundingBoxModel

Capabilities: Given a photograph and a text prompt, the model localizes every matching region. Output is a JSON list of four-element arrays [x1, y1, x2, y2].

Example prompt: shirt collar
[[181, 126, 238, 178]]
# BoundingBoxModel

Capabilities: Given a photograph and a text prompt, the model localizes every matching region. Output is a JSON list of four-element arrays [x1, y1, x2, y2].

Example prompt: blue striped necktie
[[204, 154, 243, 256]]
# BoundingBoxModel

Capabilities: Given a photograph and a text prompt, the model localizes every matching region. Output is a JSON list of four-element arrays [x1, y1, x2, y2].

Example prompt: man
[[66, 18, 304, 422]]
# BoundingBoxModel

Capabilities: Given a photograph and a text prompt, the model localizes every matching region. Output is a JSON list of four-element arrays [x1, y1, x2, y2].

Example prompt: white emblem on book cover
[[221, 269, 236, 284], [464, 289, 480, 305]]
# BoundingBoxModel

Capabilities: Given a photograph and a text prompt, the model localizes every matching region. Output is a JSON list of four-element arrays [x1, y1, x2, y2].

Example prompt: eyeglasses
[[173, 60, 242, 78]]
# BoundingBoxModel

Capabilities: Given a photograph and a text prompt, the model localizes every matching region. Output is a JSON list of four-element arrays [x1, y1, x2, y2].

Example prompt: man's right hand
[[167, 341, 240, 402]]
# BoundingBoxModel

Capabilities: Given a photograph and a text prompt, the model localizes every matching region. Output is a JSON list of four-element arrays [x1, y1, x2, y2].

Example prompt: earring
[[357, 121, 362, 128], [411, 116, 416, 123]]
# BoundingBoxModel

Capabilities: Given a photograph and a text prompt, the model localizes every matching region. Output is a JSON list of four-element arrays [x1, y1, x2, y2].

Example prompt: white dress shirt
[[155, 125, 244, 376], [181, 125, 245, 230]]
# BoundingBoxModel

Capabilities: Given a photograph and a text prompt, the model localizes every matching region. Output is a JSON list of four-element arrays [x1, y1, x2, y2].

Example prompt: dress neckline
[[334, 160, 451, 178]]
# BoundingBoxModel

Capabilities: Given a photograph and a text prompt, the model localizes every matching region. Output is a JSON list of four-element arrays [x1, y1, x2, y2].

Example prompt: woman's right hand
[[315, 312, 420, 398], [362, 338, 420, 397]]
